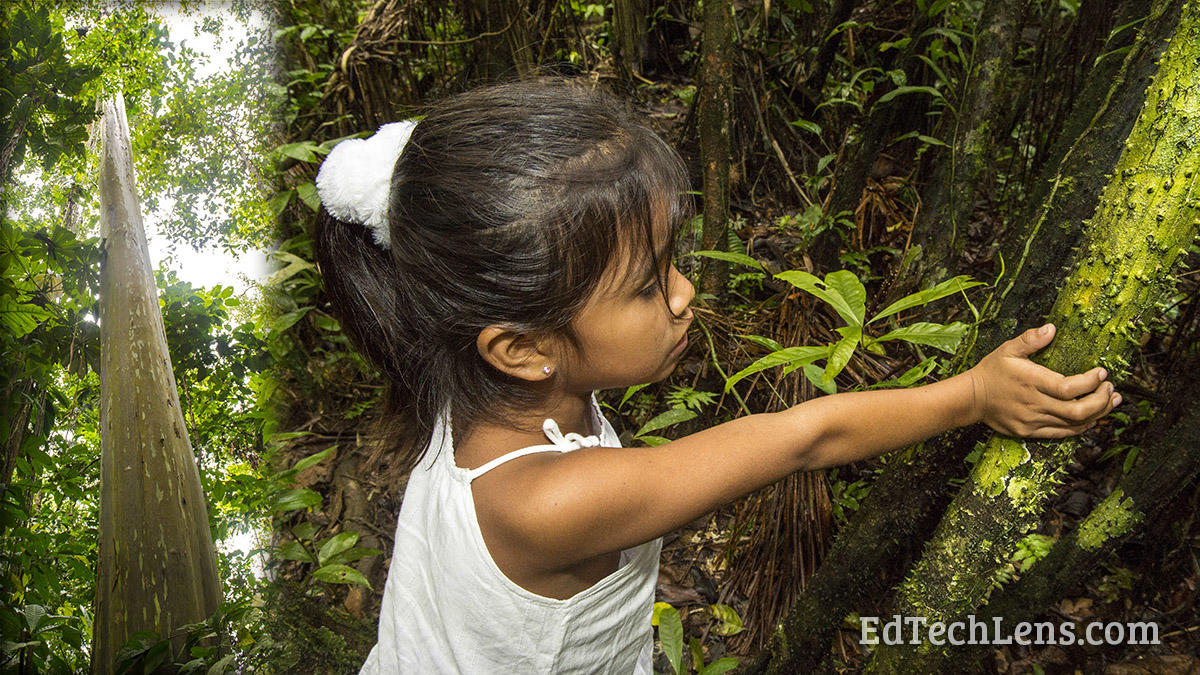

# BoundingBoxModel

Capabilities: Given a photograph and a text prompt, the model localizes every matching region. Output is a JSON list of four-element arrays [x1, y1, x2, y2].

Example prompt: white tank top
[[359, 392, 662, 674]]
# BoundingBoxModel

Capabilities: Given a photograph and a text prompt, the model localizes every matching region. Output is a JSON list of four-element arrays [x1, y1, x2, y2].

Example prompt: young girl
[[313, 78, 1118, 674]]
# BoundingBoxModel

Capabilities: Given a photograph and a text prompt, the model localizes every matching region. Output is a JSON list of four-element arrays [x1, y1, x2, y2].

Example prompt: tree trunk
[[751, 3, 1183, 669], [612, 0, 647, 79], [898, 0, 1030, 295], [866, 4, 1200, 667], [91, 93, 222, 673], [970, 360, 1200, 666], [697, 0, 734, 296]]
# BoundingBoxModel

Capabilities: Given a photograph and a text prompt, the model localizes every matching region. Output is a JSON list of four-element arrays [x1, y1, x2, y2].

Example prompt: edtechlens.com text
[[860, 615, 1160, 647]]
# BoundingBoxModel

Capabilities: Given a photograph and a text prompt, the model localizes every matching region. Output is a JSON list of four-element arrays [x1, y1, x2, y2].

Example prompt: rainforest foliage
[[2, 0, 1199, 673]]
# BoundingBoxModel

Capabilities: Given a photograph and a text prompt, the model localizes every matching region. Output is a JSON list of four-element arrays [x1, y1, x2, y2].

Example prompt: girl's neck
[[453, 390, 598, 469]]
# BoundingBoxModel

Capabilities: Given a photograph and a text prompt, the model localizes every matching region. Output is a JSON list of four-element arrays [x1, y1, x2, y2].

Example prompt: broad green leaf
[[874, 85, 944, 107], [868, 275, 984, 324], [790, 119, 821, 135], [270, 307, 311, 335], [653, 603, 684, 675], [686, 250, 766, 271], [272, 488, 321, 512], [775, 271, 862, 328], [710, 604, 744, 636], [268, 190, 293, 218], [0, 296, 51, 338], [804, 362, 837, 394], [875, 321, 969, 353], [824, 329, 860, 381], [313, 564, 371, 588], [700, 658, 741, 675], [292, 521, 317, 540], [275, 541, 314, 563], [824, 270, 866, 326], [635, 407, 696, 437], [295, 181, 321, 212], [637, 435, 671, 447], [325, 546, 383, 566], [276, 141, 318, 163], [888, 357, 939, 387], [291, 445, 335, 474], [738, 334, 784, 353], [725, 346, 828, 391], [317, 532, 358, 566]]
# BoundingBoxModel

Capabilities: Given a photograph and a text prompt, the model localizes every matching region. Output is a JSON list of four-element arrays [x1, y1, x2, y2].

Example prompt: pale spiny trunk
[[91, 93, 221, 673]]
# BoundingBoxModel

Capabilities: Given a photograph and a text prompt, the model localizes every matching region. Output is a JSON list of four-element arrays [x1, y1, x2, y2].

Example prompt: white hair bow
[[315, 120, 417, 248]]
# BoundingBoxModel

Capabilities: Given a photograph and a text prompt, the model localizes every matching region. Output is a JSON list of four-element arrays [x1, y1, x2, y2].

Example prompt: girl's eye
[[639, 281, 658, 297]]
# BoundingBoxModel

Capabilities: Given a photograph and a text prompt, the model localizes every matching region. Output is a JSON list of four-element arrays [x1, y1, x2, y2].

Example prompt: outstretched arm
[[482, 324, 1117, 572]]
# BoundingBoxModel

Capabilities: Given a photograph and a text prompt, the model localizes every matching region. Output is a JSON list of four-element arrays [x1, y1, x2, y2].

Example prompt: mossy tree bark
[[751, 5, 1180, 670], [91, 93, 222, 672], [865, 5, 1200, 668], [968, 372, 1200, 666], [697, 0, 733, 296], [898, 0, 1030, 295]]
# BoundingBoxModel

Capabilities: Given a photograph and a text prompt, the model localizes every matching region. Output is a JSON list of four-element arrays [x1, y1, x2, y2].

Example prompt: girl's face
[[557, 225, 695, 392]]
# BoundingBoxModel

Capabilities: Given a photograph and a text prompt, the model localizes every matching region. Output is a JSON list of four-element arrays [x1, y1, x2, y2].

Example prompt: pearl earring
[[542, 365, 553, 375]]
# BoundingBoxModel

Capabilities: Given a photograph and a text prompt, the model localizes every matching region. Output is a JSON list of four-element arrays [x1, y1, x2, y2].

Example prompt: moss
[[974, 437, 1029, 496], [1076, 487, 1143, 551]]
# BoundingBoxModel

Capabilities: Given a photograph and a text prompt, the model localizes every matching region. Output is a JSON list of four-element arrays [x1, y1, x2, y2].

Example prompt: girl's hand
[[966, 323, 1120, 439]]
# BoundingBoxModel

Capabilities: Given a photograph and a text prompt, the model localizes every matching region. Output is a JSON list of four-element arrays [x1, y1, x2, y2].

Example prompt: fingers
[[1034, 366, 1108, 400], [1040, 379, 1119, 426], [1006, 323, 1055, 357]]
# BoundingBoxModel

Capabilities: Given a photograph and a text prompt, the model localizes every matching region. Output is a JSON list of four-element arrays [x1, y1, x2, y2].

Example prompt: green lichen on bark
[[975, 438, 1030, 496], [866, 4, 1200, 670], [1075, 487, 1143, 550]]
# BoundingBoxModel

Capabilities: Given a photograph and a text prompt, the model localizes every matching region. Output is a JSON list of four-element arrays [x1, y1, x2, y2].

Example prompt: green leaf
[[313, 563, 371, 588], [868, 275, 984, 324], [324, 546, 383, 565], [823, 270, 866, 326], [275, 541, 314, 563], [710, 603, 744, 636], [276, 141, 319, 163], [267, 190, 293, 218], [790, 119, 821, 135], [875, 321, 969, 353], [874, 85, 944, 107], [824, 328, 860, 381], [292, 521, 317, 540], [295, 181, 321, 212], [686, 249, 766, 271], [272, 488, 321, 512], [317, 532, 358, 566], [619, 383, 651, 410], [775, 270, 863, 327], [738, 334, 784, 352], [0, 295, 51, 338], [653, 603, 684, 675], [725, 346, 828, 391], [699, 658, 741, 675], [291, 445, 335, 474], [804, 362, 837, 394], [635, 407, 696, 437], [637, 435, 671, 447], [270, 307, 311, 335]]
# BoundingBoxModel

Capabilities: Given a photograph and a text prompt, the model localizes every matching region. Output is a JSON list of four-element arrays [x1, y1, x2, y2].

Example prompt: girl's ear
[[476, 325, 555, 382]]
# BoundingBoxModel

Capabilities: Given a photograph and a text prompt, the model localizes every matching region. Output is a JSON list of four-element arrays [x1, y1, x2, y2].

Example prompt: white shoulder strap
[[466, 418, 602, 482]]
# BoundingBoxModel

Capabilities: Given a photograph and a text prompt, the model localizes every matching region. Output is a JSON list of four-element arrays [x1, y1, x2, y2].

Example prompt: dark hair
[[315, 77, 691, 475]]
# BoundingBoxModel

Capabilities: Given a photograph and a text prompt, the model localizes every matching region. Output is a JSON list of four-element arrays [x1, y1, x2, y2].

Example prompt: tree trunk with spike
[[866, 5, 1200, 667], [91, 93, 222, 673]]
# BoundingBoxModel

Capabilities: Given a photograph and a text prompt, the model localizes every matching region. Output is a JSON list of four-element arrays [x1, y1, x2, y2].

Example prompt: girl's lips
[[670, 333, 688, 356]]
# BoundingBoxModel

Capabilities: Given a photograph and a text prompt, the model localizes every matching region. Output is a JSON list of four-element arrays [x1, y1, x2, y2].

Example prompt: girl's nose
[[669, 264, 695, 317]]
